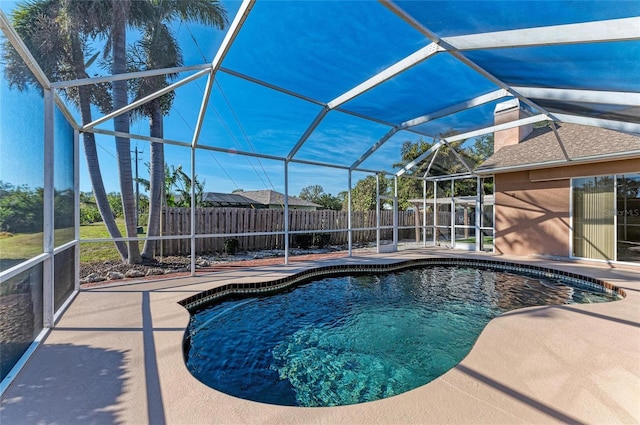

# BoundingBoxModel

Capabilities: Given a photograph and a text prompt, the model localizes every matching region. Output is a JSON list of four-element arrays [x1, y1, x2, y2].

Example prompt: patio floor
[[1, 249, 639, 424]]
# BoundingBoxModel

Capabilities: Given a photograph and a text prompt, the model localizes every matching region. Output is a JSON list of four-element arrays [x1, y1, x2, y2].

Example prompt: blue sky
[[1, 0, 398, 197], [0, 0, 423, 198], [0, 73, 45, 190], [2, 0, 638, 198]]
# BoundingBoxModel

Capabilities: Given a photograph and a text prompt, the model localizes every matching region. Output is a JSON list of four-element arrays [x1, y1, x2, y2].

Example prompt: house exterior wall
[[494, 158, 640, 257], [495, 171, 570, 257]]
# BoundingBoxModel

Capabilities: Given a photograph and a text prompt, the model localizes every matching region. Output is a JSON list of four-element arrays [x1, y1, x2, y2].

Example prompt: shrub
[[293, 233, 331, 249], [80, 206, 102, 225], [224, 238, 239, 255], [0, 184, 43, 233], [292, 233, 313, 249], [313, 233, 331, 248]]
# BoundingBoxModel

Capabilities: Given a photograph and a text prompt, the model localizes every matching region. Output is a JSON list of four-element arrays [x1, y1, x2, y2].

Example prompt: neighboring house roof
[[201, 192, 259, 208], [475, 123, 640, 174], [226, 190, 321, 208]]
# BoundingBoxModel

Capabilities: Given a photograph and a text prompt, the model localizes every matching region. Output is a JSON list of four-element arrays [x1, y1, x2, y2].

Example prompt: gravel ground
[[79, 246, 358, 284], [80, 256, 192, 279]]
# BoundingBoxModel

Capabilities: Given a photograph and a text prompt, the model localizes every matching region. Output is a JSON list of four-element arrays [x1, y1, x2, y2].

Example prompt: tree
[[107, 0, 144, 263], [127, 0, 227, 258], [316, 193, 343, 211], [168, 165, 205, 207], [299, 185, 342, 210], [391, 133, 496, 206], [346, 175, 390, 212], [135, 163, 206, 207], [79, 191, 103, 225], [0, 182, 43, 233], [4, 0, 128, 258], [299, 185, 324, 203], [7, 0, 228, 263], [393, 138, 435, 210], [471, 134, 494, 162]]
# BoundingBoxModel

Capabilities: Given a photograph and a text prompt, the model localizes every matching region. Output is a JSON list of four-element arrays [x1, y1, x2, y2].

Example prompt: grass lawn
[[455, 236, 494, 245], [0, 231, 44, 270], [80, 219, 145, 262], [0, 219, 146, 265]]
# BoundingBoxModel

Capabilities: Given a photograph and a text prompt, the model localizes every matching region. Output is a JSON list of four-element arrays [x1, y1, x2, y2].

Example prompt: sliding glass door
[[573, 174, 640, 263], [617, 174, 640, 262]]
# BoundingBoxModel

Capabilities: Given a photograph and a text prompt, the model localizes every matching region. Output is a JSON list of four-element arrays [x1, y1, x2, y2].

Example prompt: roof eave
[[475, 150, 640, 176]]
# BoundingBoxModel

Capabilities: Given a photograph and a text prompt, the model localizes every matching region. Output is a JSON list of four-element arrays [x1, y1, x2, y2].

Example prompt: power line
[[207, 151, 241, 190], [182, 21, 209, 63], [172, 96, 243, 192], [132, 146, 144, 227], [214, 80, 277, 191], [169, 60, 274, 192], [207, 100, 269, 189], [190, 76, 269, 189], [95, 140, 117, 159]]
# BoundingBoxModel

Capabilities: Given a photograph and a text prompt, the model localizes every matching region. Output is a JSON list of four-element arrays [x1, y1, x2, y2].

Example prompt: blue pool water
[[184, 266, 619, 407]]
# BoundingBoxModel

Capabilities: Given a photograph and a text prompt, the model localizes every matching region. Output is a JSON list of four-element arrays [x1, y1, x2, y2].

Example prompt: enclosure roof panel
[[2, 0, 639, 179], [394, 0, 640, 36], [221, 0, 427, 103], [205, 0, 640, 175]]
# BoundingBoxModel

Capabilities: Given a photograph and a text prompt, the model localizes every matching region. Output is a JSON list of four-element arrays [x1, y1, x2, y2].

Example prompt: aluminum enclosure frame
[[2, 0, 637, 271], [2, 0, 639, 394], [1, 0, 639, 308]]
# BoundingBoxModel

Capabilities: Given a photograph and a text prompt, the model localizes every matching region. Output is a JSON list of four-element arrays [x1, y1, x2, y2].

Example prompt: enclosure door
[[377, 195, 397, 252], [452, 179, 477, 250], [434, 181, 452, 247]]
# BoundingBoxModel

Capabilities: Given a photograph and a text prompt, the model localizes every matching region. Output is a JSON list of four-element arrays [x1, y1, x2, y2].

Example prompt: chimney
[[493, 99, 533, 153]]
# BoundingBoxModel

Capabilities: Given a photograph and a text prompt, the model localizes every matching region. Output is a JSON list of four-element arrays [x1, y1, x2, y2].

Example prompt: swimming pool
[[183, 260, 621, 407]]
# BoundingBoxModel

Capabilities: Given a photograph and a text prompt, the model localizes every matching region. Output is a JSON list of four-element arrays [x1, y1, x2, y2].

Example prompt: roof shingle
[[475, 123, 640, 173]]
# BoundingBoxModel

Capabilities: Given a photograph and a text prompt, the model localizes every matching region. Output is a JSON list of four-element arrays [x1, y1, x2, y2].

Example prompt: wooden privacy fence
[[156, 207, 442, 256]]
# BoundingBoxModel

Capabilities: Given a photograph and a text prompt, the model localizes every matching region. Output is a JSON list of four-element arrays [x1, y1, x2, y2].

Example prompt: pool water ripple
[[185, 266, 619, 407]]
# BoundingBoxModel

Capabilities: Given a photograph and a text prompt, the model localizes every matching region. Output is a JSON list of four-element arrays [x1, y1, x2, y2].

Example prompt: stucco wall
[[495, 171, 570, 257], [494, 158, 640, 258]]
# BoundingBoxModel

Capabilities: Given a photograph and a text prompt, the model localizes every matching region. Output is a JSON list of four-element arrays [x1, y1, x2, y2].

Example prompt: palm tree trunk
[[70, 33, 128, 260], [112, 0, 141, 264], [142, 100, 164, 258], [82, 133, 129, 259]]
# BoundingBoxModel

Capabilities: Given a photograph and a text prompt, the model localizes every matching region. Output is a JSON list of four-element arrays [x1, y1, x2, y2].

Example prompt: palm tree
[[128, 15, 180, 259], [171, 165, 206, 207], [108, 0, 144, 264], [126, 0, 227, 258], [4, 0, 129, 259], [6, 0, 227, 263]]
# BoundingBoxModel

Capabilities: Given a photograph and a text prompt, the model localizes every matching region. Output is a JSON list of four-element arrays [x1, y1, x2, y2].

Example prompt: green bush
[[292, 233, 313, 249], [80, 206, 102, 225], [224, 238, 239, 255], [313, 233, 331, 248], [0, 183, 43, 233], [107, 192, 123, 218], [293, 233, 331, 249]]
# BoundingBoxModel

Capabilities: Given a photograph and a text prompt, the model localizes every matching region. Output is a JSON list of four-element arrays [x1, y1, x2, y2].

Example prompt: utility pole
[[132, 147, 143, 228]]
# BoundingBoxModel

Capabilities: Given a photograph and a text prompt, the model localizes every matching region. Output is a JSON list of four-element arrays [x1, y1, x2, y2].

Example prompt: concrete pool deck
[[1, 249, 639, 424]]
